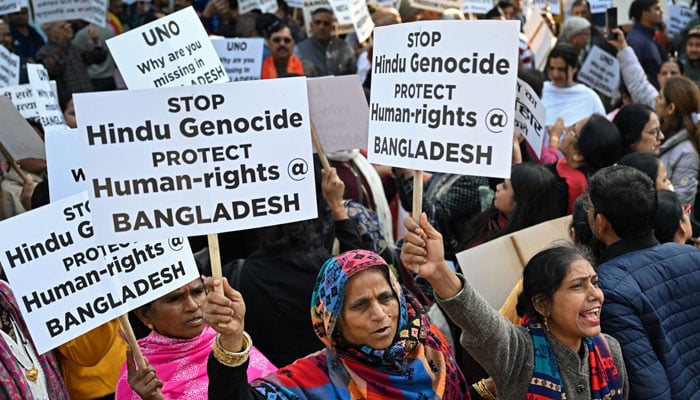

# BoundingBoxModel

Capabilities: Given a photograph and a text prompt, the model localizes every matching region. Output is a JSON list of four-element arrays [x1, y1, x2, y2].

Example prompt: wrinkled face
[[631, 112, 663, 155], [572, 4, 591, 20], [656, 160, 673, 190], [657, 61, 681, 88], [47, 20, 73, 43], [545, 258, 604, 352], [0, 23, 11, 50], [548, 57, 575, 88], [268, 27, 294, 61], [339, 268, 399, 350], [687, 37, 700, 62], [494, 179, 517, 216], [311, 11, 334, 43], [569, 29, 590, 51], [138, 279, 207, 339]]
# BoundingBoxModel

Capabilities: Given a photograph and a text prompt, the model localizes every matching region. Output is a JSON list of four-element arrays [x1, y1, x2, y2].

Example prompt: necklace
[[1, 316, 39, 383]]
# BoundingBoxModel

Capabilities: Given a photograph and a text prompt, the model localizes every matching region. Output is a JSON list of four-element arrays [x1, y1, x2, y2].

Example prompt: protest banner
[[515, 78, 546, 158], [27, 63, 68, 132], [588, 0, 612, 14], [0, 45, 20, 88], [0, 96, 46, 161], [73, 77, 317, 242], [0, 0, 22, 14], [303, 0, 354, 36], [523, 7, 556, 70], [463, 0, 493, 16], [210, 37, 264, 82], [368, 0, 394, 7], [666, 4, 698, 38], [106, 7, 228, 89], [577, 45, 620, 97], [368, 20, 519, 179], [31, 0, 107, 27], [409, 0, 462, 13], [0, 191, 199, 354], [238, 0, 278, 14], [1, 83, 39, 118], [457, 215, 571, 310], [45, 128, 88, 201], [328, 0, 374, 42], [307, 75, 369, 152]]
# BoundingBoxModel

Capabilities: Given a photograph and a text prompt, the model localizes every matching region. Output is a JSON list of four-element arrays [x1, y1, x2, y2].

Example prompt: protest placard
[[303, 0, 354, 36], [577, 45, 619, 97], [524, 0, 560, 15], [107, 7, 228, 89], [666, 4, 698, 38], [588, 0, 612, 14], [0, 191, 199, 353], [0, 96, 46, 161], [368, 0, 394, 7], [409, 0, 462, 12], [27, 63, 68, 132], [0, 46, 20, 88], [0, 0, 22, 14], [328, 0, 374, 42], [463, 0, 494, 16], [307, 75, 368, 152], [31, 0, 107, 27], [515, 78, 545, 158], [368, 20, 519, 179], [210, 37, 264, 82], [238, 0, 278, 14], [45, 128, 88, 201], [523, 8, 556, 70], [1, 83, 39, 118], [73, 77, 317, 242]]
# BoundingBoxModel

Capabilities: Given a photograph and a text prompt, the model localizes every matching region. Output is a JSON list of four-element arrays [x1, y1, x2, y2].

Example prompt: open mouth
[[373, 326, 390, 335], [580, 307, 600, 324]]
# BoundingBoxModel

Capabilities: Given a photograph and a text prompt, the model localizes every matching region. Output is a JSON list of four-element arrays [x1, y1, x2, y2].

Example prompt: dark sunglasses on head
[[271, 37, 292, 44]]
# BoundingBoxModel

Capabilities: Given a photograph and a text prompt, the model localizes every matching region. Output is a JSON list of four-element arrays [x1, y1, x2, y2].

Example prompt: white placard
[[530, 0, 560, 15], [0, 46, 20, 88], [303, 0, 354, 36], [0, 191, 198, 354], [210, 37, 264, 82], [523, 9, 556, 70], [368, 0, 394, 7], [666, 4, 698, 38], [463, 0, 493, 15], [238, 0, 279, 14], [409, 0, 462, 12], [106, 7, 228, 89], [1, 83, 40, 118], [45, 128, 88, 201], [307, 75, 369, 152], [0, 0, 22, 14], [287, 0, 302, 7], [31, 0, 107, 27], [327, 0, 374, 42], [367, 21, 519, 179], [27, 63, 68, 133], [589, 0, 612, 14], [577, 45, 620, 97], [515, 78, 545, 158], [73, 78, 317, 243], [0, 96, 46, 161]]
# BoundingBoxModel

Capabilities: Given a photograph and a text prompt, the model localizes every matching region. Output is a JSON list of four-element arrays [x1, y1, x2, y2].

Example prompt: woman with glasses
[[613, 104, 664, 155]]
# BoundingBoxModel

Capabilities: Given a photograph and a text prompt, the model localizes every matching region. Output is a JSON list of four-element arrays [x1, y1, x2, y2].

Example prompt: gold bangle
[[472, 379, 497, 400], [212, 332, 251, 367]]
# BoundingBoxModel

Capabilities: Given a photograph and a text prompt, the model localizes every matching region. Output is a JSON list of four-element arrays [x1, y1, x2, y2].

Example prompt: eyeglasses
[[271, 37, 293, 44], [683, 203, 692, 216], [565, 123, 579, 139], [645, 127, 662, 138]]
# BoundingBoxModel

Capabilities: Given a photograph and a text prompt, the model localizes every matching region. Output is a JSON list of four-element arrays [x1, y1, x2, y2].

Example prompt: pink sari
[[115, 325, 276, 399]]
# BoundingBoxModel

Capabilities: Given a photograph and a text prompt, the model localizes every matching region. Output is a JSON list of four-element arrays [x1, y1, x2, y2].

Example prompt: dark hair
[[577, 114, 622, 171], [661, 57, 684, 75], [660, 76, 700, 153], [485, 6, 504, 18], [311, 7, 333, 16], [629, 0, 658, 22], [516, 243, 595, 318], [257, 219, 317, 254], [461, 163, 559, 248], [570, 193, 606, 259], [546, 43, 579, 70], [256, 13, 282, 38], [588, 165, 657, 239], [571, 0, 590, 12], [612, 104, 655, 154], [518, 68, 546, 98], [617, 152, 660, 185], [654, 190, 683, 243]]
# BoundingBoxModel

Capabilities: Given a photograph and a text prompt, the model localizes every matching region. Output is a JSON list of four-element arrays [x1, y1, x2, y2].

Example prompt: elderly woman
[[558, 16, 591, 65], [116, 278, 276, 400], [401, 214, 629, 399], [204, 249, 469, 399]]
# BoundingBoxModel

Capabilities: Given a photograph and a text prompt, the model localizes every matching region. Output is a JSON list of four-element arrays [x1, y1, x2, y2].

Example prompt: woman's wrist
[[427, 263, 463, 300], [213, 332, 251, 367]]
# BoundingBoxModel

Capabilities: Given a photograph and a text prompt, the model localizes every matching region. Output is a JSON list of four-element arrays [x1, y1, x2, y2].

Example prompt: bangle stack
[[472, 378, 497, 400], [212, 331, 251, 367]]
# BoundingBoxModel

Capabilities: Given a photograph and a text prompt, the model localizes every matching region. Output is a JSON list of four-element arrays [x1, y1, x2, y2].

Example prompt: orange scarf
[[261, 54, 304, 79]]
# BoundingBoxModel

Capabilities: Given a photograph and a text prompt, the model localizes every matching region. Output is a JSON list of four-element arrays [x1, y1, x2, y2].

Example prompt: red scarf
[[555, 157, 588, 214], [261, 54, 304, 79]]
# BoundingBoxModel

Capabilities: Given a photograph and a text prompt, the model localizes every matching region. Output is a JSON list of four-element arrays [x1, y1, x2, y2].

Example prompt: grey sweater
[[438, 275, 629, 399]]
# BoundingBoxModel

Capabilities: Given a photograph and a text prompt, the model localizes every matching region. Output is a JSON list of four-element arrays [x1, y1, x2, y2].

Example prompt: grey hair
[[559, 16, 591, 42]]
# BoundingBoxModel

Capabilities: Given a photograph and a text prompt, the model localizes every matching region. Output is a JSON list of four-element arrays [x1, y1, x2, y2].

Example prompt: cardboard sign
[[666, 4, 698, 38], [0, 96, 46, 161], [328, 0, 374, 42], [1, 83, 39, 118], [210, 37, 264, 82], [0, 191, 199, 353], [307, 75, 369, 152], [409, 0, 462, 13], [589, 0, 613, 14], [523, 8, 556, 70], [73, 78, 317, 242], [515, 78, 546, 158], [106, 7, 228, 89], [577, 45, 620, 97], [27, 63, 68, 133], [45, 128, 89, 202], [463, 0, 493, 15], [238, 0, 278, 15], [0, 46, 20, 88], [0, 0, 23, 14], [31, 0, 107, 27], [303, 0, 354, 36], [367, 20, 519, 179]]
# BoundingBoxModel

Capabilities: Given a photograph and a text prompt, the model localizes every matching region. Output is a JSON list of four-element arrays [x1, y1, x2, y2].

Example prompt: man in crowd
[[627, 0, 667, 88], [294, 8, 356, 76], [682, 25, 700, 85], [6, 8, 44, 61], [261, 19, 314, 79], [588, 165, 700, 399]]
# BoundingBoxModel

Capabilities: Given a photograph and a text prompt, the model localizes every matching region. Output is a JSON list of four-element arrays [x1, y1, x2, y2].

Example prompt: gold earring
[[543, 316, 550, 332]]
